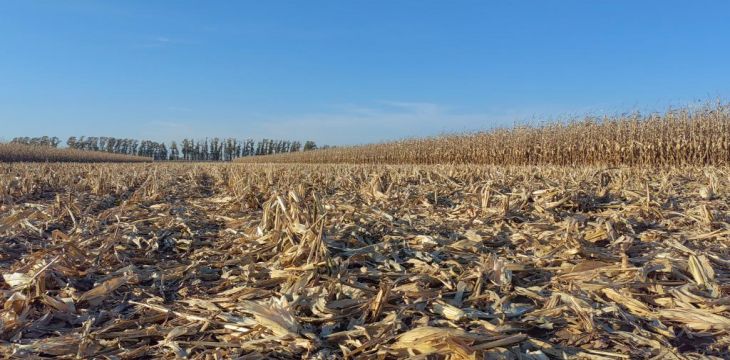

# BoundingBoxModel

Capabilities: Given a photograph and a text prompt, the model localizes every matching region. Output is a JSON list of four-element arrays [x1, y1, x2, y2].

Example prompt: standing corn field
[[238, 104, 730, 166], [0, 143, 152, 163]]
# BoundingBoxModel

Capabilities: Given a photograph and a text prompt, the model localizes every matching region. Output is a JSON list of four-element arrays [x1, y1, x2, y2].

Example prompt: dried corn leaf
[[78, 276, 128, 306], [238, 298, 300, 338], [659, 308, 730, 331]]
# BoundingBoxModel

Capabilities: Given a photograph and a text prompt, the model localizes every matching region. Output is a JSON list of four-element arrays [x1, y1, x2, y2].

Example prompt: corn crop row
[[238, 104, 730, 166], [0, 143, 152, 163]]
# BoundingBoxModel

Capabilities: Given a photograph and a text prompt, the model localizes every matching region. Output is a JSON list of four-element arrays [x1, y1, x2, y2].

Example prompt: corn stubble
[[1, 162, 728, 358], [0, 143, 151, 163]]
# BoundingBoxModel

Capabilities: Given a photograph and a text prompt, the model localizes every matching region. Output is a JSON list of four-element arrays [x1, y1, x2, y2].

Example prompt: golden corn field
[[0, 143, 152, 163], [238, 105, 730, 166], [1, 162, 728, 359]]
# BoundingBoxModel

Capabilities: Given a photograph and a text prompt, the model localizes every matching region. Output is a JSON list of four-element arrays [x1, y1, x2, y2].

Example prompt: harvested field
[[0, 143, 152, 163], [1, 162, 729, 358]]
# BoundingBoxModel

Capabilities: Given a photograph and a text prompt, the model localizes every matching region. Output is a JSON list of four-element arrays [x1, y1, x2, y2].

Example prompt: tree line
[[10, 136, 325, 161], [9, 136, 62, 148]]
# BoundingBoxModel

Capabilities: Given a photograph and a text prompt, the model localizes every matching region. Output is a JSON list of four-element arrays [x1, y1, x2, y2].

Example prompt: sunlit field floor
[[1, 163, 728, 359]]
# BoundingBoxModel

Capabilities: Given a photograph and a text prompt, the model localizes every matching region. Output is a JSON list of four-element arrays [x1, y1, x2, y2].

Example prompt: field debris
[[1, 163, 729, 358]]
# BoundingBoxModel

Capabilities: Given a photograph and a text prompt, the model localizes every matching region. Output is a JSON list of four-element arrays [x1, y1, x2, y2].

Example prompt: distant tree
[[210, 137, 219, 161], [235, 141, 242, 158], [12, 136, 60, 147], [88, 137, 99, 151], [170, 141, 179, 160], [202, 139, 209, 161], [158, 143, 168, 161], [303, 141, 317, 151], [181, 139, 190, 160], [105, 138, 116, 152], [290, 141, 302, 152]]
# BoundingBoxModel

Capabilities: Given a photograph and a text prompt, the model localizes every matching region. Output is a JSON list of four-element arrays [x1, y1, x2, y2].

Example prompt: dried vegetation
[[1, 162, 729, 358], [0, 143, 151, 163], [238, 105, 730, 166]]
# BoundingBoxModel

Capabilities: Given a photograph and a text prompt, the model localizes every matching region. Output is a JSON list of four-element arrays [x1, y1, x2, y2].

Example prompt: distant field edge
[[0, 143, 152, 163], [236, 103, 730, 167]]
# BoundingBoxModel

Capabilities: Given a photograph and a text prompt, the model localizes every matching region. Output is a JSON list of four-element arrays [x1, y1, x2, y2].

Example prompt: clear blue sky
[[2, 1, 729, 145]]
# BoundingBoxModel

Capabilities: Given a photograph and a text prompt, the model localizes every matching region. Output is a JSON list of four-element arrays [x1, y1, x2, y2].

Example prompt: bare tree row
[[10, 136, 323, 161], [10, 136, 62, 148]]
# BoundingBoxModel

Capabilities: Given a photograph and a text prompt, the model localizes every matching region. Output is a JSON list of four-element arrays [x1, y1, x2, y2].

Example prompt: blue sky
[[2, 1, 729, 145]]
